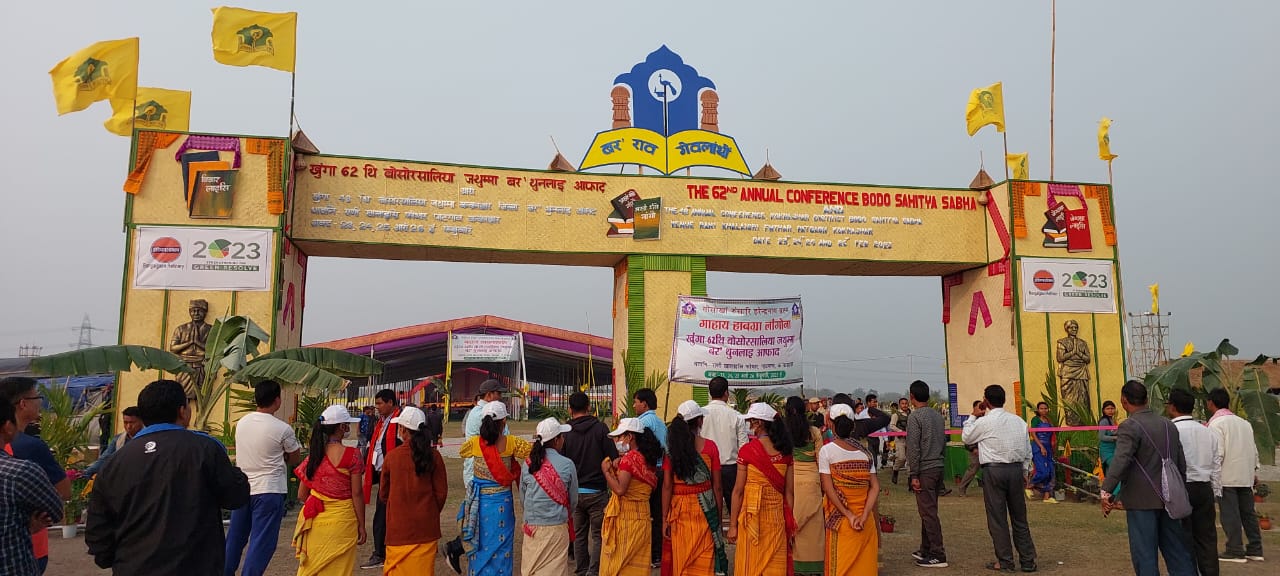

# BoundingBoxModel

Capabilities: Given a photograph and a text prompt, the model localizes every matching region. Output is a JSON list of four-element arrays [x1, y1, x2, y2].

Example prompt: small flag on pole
[[1181, 342, 1195, 357], [966, 82, 1005, 136], [49, 38, 139, 115], [1006, 153, 1029, 179], [1148, 283, 1159, 314], [211, 7, 297, 72], [104, 87, 191, 136], [1098, 117, 1117, 161]]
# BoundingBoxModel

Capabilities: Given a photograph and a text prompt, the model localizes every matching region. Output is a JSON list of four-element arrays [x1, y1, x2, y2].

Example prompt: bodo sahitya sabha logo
[[133, 100, 169, 129], [74, 58, 111, 92], [236, 24, 275, 55]]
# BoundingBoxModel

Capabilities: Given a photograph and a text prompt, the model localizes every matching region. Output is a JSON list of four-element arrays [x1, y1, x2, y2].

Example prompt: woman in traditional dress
[[458, 401, 531, 576], [293, 405, 365, 576], [728, 402, 795, 576], [379, 406, 448, 575], [1097, 400, 1118, 476], [661, 400, 727, 576], [520, 417, 579, 576], [818, 404, 880, 576], [784, 396, 826, 576], [1028, 402, 1058, 503], [600, 417, 663, 576]]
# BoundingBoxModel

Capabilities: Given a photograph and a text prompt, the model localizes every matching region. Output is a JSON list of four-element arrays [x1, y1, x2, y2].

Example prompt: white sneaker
[[1246, 555, 1264, 562]]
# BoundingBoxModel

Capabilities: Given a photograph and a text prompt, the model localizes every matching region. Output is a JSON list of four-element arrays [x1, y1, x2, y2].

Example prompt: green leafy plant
[[28, 345, 190, 377], [731, 389, 751, 413], [1144, 339, 1280, 465], [619, 348, 668, 418], [752, 392, 786, 411], [37, 381, 110, 468], [530, 403, 570, 421]]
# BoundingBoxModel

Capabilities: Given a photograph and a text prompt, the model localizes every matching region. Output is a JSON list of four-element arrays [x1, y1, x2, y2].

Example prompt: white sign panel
[[669, 296, 803, 386], [133, 226, 274, 291], [1020, 257, 1117, 313], [450, 333, 520, 362]]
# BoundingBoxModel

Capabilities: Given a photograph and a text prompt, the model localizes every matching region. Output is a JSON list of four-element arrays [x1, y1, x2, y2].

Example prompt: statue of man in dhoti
[[170, 299, 212, 401], [1055, 319, 1092, 425]]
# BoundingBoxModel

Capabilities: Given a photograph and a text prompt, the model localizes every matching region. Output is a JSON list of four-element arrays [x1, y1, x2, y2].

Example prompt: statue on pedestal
[[170, 299, 212, 400], [1056, 319, 1092, 425]]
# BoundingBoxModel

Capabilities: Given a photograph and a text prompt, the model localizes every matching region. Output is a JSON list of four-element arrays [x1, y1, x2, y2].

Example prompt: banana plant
[[38, 380, 111, 468], [1143, 339, 1279, 465]]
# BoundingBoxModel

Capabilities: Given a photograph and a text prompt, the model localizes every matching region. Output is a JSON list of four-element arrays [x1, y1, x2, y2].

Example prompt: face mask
[[614, 440, 630, 455]]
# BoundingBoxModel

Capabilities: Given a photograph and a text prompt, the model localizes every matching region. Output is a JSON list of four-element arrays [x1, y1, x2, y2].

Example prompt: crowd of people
[[0, 374, 1270, 576]]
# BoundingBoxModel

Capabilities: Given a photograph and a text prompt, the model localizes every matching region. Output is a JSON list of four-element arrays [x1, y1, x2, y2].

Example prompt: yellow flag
[[48, 38, 139, 115], [966, 82, 1005, 136], [1006, 153, 1029, 179], [211, 7, 297, 72], [1148, 283, 1159, 314], [104, 88, 191, 136], [1098, 117, 1117, 161], [1181, 342, 1195, 357]]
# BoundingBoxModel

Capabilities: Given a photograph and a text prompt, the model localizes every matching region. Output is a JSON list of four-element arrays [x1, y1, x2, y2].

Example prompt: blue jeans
[[224, 493, 286, 576], [1126, 508, 1196, 576]]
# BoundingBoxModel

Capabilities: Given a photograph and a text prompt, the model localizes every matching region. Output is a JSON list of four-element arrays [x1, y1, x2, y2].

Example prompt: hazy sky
[[1, 1, 1276, 394]]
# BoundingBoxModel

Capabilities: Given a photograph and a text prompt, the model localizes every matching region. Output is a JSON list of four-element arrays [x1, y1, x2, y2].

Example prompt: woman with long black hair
[[457, 401, 531, 576], [600, 418, 663, 576], [728, 403, 795, 576], [292, 405, 365, 576], [520, 417, 579, 576], [661, 400, 727, 576], [818, 404, 880, 575], [379, 406, 447, 575], [784, 396, 826, 576]]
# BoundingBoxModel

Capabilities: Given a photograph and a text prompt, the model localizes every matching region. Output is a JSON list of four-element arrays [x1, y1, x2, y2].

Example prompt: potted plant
[[1259, 513, 1271, 531], [878, 514, 896, 533], [1254, 483, 1270, 503]]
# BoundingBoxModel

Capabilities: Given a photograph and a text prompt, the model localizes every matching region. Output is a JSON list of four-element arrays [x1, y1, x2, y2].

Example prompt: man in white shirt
[[224, 380, 302, 576], [1206, 388, 1263, 563], [961, 384, 1037, 573], [1167, 388, 1221, 576], [701, 376, 748, 512]]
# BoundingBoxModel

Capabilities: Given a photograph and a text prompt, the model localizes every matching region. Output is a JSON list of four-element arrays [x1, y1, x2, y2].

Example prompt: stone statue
[[1055, 319, 1092, 425], [170, 299, 212, 400]]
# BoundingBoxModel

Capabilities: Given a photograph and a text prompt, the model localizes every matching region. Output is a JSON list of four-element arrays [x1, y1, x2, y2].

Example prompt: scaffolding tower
[[1127, 312, 1172, 379]]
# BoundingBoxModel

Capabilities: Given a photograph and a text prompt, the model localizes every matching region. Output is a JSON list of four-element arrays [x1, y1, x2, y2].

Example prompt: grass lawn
[[48, 449, 1279, 575]]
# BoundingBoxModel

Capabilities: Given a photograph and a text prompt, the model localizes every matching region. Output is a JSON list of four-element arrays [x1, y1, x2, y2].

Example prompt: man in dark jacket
[[561, 392, 618, 576], [426, 405, 445, 447], [86, 379, 249, 575], [1101, 380, 1196, 576]]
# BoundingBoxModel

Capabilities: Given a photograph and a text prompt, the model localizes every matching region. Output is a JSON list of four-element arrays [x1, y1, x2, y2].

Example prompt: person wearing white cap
[[599, 418, 664, 576], [378, 406, 448, 575], [520, 418, 579, 576], [816, 403, 880, 575], [293, 404, 366, 576], [456, 400, 531, 576], [728, 402, 795, 576], [661, 400, 729, 576]]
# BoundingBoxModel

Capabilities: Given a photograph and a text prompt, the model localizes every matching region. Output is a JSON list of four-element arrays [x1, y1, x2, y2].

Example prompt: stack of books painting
[[606, 189, 640, 238]]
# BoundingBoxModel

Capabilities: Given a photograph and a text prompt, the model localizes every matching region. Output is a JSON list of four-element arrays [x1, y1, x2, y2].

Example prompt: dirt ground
[[47, 431, 1280, 575]]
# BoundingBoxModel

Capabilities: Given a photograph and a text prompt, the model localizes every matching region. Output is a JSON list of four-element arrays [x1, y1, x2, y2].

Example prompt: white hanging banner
[[133, 226, 274, 291], [1020, 257, 1117, 313], [669, 296, 803, 386], [450, 333, 521, 362]]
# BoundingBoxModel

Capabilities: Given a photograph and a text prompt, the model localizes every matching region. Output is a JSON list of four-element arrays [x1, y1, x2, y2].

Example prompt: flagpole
[[1050, 0, 1057, 180], [1002, 132, 1011, 180], [288, 71, 296, 137]]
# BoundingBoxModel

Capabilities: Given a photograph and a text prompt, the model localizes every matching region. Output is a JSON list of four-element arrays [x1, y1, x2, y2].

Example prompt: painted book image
[[606, 188, 640, 238], [189, 169, 237, 218], [633, 197, 661, 241], [1042, 206, 1067, 248]]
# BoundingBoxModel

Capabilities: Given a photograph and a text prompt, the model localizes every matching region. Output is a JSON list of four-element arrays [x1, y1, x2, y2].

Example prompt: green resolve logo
[[206, 239, 233, 259]]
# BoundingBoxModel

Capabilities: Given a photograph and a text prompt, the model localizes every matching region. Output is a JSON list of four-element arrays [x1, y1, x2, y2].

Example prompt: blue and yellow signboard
[[579, 46, 751, 176]]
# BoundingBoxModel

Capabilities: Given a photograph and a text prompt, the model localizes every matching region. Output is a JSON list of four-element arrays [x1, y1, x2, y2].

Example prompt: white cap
[[391, 406, 426, 430], [609, 417, 645, 437], [740, 402, 777, 422], [320, 404, 361, 425], [828, 403, 855, 421], [535, 418, 572, 443], [677, 400, 705, 421], [482, 401, 509, 421]]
